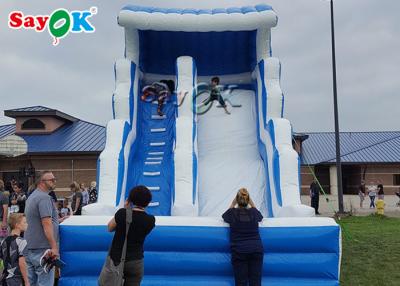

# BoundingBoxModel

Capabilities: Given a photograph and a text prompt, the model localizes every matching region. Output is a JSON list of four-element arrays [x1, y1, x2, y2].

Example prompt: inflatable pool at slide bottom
[[59, 216, 341, 286]]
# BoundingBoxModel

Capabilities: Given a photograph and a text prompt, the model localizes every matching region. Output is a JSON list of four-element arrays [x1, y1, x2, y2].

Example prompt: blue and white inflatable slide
[[60, 1, 341, 285]]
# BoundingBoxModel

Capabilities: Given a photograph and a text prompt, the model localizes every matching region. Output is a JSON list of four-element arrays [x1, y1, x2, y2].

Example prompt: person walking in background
[[0, 180, 9, 240], [101, 186, 155, 286], [71, 182, 83, 215], [24, 171, 59, 286], [88, 181, 98, 204], [358, 180, 366, 209], [377, 181, 384, 200], [0, 213, 30, 286], [10, 182, 27, 214], [59, 198, 72, 219], [222, 188, 264, 286], [26, 183, 37, 198], [367, 181, 377, 209], [309, 179, 321, 215], [80, 183, 89, 207], [48, 189, 58, 210]]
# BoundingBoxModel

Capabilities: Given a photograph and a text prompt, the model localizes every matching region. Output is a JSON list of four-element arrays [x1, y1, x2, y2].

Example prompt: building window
[[21, 119, 45, 130], [393, 174, 400, 186]]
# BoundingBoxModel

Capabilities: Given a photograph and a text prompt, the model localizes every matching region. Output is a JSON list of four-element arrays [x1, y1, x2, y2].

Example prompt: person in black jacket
[[377, 180, 384, 200], [107, 186, 155, 286], [310, 179, 321, 215], [222, 188, 264, 286], [10, 182, 26, 214], [88, 181, 98, 204]]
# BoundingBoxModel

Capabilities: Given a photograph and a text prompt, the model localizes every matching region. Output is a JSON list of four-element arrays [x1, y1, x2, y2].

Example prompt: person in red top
[[222, 188, 264, 286]]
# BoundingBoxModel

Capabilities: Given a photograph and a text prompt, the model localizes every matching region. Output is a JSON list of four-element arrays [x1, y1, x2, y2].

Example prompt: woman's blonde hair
[[0, 180, 4, 191], [9, 213, 25, 230], [236, 188, 250, 207]]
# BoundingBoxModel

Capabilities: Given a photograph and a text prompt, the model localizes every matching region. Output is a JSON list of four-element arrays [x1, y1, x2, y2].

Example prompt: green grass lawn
[[338, 215, 400, 286]]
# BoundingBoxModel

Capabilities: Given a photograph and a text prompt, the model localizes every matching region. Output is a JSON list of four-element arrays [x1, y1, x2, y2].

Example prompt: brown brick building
[[295, 132, 400, 196], [1, 107, 399, 200], [0, 106, 105, 198]]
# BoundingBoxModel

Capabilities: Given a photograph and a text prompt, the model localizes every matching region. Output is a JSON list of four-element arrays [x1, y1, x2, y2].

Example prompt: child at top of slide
[[203, 77, 230, 115], [141, 80, 175, 116]]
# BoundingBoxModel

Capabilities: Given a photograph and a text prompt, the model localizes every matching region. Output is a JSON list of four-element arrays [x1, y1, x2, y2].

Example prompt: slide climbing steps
[[128, 98, 176, 215]]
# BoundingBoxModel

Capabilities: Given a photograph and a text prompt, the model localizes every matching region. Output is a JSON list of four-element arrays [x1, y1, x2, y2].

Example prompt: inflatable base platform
[[59, 216, 341, 286]]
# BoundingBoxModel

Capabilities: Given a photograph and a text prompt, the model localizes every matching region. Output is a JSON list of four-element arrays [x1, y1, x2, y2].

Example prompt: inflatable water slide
[[60, 1, 341, 285]]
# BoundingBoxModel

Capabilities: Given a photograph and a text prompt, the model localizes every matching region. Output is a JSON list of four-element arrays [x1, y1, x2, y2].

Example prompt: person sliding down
[[141, 80, 174, 116], [202, 77, 230, 115]]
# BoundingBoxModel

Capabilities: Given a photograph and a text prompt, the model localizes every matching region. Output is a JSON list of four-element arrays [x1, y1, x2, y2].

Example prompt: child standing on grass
[[0, 213, 30, 286], [376, 198, 385, 215]]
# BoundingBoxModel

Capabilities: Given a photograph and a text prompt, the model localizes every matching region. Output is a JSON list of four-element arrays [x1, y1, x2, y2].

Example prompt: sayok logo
[[8, 7, 97, 46]]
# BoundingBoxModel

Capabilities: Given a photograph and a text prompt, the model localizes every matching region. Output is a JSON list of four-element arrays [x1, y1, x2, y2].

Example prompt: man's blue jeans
[[26, 249, 55, 286]]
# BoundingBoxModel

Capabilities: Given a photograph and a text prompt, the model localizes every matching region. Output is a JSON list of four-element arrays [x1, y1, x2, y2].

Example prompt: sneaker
[[39, 249, 52, 268], [40, 249, 56, 273]]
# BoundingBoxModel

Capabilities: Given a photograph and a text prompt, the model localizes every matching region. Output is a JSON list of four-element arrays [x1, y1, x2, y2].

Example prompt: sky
[[0, 0, 399, 132]]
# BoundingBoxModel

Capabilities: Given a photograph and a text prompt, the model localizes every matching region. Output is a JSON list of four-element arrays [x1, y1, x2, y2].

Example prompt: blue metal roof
[[0, 121, 105, 153], [6, 106, 53, 112], [121, 4, 272, 15], [0, 124, 16, 139], [301, 132, 400, 165]]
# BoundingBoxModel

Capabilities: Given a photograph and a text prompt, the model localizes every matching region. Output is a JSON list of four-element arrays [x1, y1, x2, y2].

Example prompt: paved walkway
[[301, 195, 400, 218]]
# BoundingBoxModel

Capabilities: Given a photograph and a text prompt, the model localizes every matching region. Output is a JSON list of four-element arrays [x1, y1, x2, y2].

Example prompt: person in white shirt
[[367, 181, 377, 208]]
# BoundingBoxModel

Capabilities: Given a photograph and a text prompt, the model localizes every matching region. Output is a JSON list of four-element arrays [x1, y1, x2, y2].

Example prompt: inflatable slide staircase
[[128, 98, 176, 215]]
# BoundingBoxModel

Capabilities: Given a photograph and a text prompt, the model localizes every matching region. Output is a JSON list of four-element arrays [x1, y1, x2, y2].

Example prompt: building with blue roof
[[0, 106, 105, 196], [295, 132, 400, 195], [1, 105, 399, 197]]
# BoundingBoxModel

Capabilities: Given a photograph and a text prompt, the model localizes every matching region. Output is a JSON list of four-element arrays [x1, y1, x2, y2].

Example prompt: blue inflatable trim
[[273, 149, 282, 207], [61, 225, 340, 254], [138, 30, 257, 75], [60, 224, 340, 282], [258, 60, 267, 129], [115, 121, 131, 205], [129, 62, 136, 125], [269, 120, 283, 207], [254, 74, 273, 218], [192, 59, 198, 204], [121, 5, 272, 15]]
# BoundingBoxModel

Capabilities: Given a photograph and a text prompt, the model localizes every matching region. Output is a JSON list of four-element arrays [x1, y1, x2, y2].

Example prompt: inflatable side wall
[[172, 56, 199, 216], [254, 58, 315, 217], [60, 216, 341, 286], [85, 59, 139, 215]]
